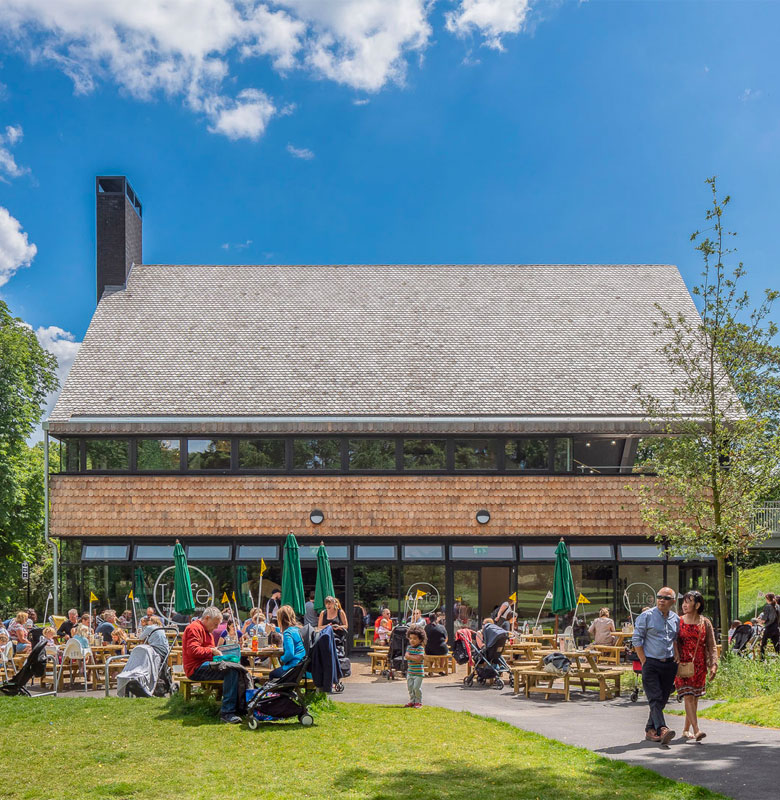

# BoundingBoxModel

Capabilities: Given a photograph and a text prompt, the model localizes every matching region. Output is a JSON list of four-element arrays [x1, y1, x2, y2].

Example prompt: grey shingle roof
[[48, 264, 700, 431]]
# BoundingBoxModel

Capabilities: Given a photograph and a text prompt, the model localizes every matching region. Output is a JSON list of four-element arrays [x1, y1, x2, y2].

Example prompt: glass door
[[453, 569, 480, 631]]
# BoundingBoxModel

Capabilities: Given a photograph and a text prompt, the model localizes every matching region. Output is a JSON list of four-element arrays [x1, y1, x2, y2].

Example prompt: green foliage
[[0, 699, 723, 799], [706, 651, 780, 700], [633, 179, 780, 640], [738, 562, 780, 617], [0, 302, 59, 616], [349, 438, 396, 469], [696, 693, 780, 728]]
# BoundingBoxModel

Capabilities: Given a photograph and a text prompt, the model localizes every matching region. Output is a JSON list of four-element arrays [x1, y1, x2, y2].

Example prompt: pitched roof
[[48, 264, 699, 431]]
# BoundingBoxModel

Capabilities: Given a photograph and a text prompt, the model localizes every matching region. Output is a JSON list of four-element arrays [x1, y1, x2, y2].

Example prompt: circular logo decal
[[152, 565, 216, 627]]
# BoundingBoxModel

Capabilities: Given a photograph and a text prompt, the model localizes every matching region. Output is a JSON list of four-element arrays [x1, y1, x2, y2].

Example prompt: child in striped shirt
[[404, 627, 426, 708]]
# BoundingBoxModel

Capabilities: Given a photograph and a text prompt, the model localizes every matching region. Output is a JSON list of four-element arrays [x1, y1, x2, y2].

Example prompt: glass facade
[[403, 439, 446, 470], [348, 439, 395, 470], [187, 439, 231, 470], [292, 438, 340, 470], [238, 439, 285, 470], [85, 439, 129, 470], [60, 438, 81, 472], [454, 439, 498, 470], [54, 538, 726, 647], [137, 439, 180, 471], [505, 438, 548, 470]]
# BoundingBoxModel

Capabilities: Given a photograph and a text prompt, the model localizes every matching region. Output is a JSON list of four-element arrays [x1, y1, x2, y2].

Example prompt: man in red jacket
[[183, 606, 241, 724]]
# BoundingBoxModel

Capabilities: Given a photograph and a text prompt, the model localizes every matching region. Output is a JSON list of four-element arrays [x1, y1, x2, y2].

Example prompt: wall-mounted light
[[610, 440, 617, 446], [585, 441, 591, 447], [476, 509, 491, 524], [310, 509, 324, 525]]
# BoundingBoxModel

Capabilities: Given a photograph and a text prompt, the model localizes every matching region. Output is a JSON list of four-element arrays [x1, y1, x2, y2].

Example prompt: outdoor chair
[[58, 638, 90, 693], [1, 641, 16, 681]]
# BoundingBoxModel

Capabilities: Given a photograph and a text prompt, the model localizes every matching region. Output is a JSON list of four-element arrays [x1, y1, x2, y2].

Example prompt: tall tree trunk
[[716, 554, 729, 653]]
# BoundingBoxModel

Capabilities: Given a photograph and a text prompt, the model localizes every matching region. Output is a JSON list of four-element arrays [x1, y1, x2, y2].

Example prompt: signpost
[[22, 561, 30, 607]]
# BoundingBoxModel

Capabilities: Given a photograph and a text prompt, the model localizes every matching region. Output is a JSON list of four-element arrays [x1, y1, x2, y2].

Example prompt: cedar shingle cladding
[[50, 475, 652, 540]]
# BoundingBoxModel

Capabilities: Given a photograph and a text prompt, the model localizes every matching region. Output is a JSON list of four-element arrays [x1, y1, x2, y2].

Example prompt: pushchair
[[383, 624, 409, 680], [117, 625, 177, 698], [0, 639, 51, 697], [731, 623, 759, 656], [462, 623, 510, 690], [245, 656, 313, 728]]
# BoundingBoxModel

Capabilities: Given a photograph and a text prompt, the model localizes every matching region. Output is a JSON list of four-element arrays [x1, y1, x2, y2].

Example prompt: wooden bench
[[520, 669, 571, 701], [86, 660, 128, 690], [424, 654, 456, 675], [369, 650, 388, 673], [178, 677, 224, 702], [592, 645, 623, 666]]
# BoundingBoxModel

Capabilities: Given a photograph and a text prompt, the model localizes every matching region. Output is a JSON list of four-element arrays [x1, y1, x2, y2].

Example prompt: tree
[[634, 178, 780, 648], [0, 301, 59, 615]]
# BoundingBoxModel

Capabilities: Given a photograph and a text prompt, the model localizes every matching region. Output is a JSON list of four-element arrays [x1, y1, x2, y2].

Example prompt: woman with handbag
[[674, 590, 718, 741]]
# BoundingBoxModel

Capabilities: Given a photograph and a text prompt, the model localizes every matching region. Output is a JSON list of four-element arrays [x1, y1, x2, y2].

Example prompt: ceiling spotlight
[[585, 442, 591, 447], [610, 440, 617, 445]]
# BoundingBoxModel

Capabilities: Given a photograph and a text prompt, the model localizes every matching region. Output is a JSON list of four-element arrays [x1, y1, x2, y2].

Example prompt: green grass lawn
[[738, 562, 780, 618], [695, 694, 780, 728], [0, 695, 723, 800]]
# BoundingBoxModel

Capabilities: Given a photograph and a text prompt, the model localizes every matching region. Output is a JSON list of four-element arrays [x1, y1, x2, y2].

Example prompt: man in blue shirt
[[632, 587, 680, 744]]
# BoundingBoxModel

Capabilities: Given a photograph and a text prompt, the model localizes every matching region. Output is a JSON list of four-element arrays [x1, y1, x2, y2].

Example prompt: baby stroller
[[332, 627, 351, 679], [117, 625, 177, 698], [731, 623, 759, 656], [0, 639, 50, 696], [383, 624, 409, 680], [245, 656, 313, 728], [463, 623, 510, 690]]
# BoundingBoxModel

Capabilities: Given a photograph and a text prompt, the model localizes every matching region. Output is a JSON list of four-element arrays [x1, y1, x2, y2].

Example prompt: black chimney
[[96, 176, 142, 303]]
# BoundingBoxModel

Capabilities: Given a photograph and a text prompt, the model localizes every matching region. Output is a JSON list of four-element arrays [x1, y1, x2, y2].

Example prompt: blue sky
[[0, 0, 779, 418]]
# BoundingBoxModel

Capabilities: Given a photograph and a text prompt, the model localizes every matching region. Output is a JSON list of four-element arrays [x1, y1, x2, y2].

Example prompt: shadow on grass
[[331, 760, 719, 800]]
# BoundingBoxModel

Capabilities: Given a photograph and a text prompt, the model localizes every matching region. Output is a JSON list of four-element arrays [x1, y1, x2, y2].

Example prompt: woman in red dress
[[675, 590, 718, 741]]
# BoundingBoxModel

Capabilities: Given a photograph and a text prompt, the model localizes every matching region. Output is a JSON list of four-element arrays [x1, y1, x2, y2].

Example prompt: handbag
[[677, 621, 704, 678]]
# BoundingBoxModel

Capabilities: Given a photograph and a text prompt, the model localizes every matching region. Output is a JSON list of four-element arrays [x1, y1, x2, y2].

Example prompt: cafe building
[[45, 176, 723, 645]]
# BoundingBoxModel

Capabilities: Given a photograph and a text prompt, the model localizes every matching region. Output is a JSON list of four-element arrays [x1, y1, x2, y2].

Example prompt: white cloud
[[446, 0, 533, 51], [207, 88, 276, 140], [286, 143, 314, 159], [740, 88, 762, 103], [221, 239, 253, 251], [352, 98, 370, 106], [29, 326, 82, 443], [0, 124, 29, 181], [0, 206, 37, 286], [1, 1, 437, 139]]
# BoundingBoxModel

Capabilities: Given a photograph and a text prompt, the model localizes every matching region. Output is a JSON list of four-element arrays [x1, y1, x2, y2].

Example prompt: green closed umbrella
[[551, 538, 577, 616], [133, 567, 148, 609], [314, 542, 335, 614], [173, 540, 196, 615], [281, 533, 306, 617], [236, 565, 253, 609]]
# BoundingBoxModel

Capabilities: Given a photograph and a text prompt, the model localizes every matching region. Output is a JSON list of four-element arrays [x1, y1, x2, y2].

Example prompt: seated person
[[424, 613, 448, 657], [110, 627, 129, 653], [499, 612, 518, 632], [269, 605, 305, 680], [96, 610, 118, 644], [140, 616, 169, 662], [217, 619, 242, 647], [373, 608, 392, 643], [182, 606, 242, 724], [407, 608, 426, 628], [57, 609, 79, 639], [375, 617, 392, 645], [588, 607, 616, 645], [8, 612, 32, 655], [117, 610, 134, 629], [0, 628, 11, 655], [317, 596, 348, 632]]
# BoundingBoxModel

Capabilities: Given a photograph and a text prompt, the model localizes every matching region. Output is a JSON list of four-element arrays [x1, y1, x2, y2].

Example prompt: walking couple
[[632, 588, 718, 745]]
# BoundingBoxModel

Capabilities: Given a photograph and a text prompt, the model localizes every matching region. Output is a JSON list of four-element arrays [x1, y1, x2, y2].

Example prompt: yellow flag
[[128, 590, 133, 600], [508, 592, 517, 603], [89, 591, 99, 603], [260, 558, 267, 576], [231, 591, 236, 602], [416, 589, 427, 599], [221, 592, 229, 604], [577, 593, 591, 604]]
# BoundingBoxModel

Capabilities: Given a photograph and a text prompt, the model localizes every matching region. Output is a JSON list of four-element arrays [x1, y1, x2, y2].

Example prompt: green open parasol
[[314, 542, 335, 613], [551, 538, 577, 616], [236, 564, 253, 609], [173, 540, 196, 615], [281, 532, 306, 617]]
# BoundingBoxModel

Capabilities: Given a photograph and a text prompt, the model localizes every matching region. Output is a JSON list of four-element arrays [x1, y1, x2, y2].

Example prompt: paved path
[[335, 672, 779, 800]]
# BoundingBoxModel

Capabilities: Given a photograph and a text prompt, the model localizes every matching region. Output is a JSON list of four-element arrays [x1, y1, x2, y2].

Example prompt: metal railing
[[754, 502, 780, 534]]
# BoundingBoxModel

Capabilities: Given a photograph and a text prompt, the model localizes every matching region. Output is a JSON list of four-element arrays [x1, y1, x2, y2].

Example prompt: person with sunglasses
[[632, 587, 680, 745]]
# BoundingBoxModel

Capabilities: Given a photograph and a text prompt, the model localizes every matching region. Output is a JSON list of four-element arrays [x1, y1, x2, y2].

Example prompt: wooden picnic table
[[519, 633, 557, 648], [511, 650, 624, 701], [90, 644, 125, 664], [592, 645, 624, 665], [612, 631, 634, 646]]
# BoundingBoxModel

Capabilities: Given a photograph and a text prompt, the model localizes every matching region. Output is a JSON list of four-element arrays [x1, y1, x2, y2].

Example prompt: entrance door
[[452, 566, 512, 630]]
